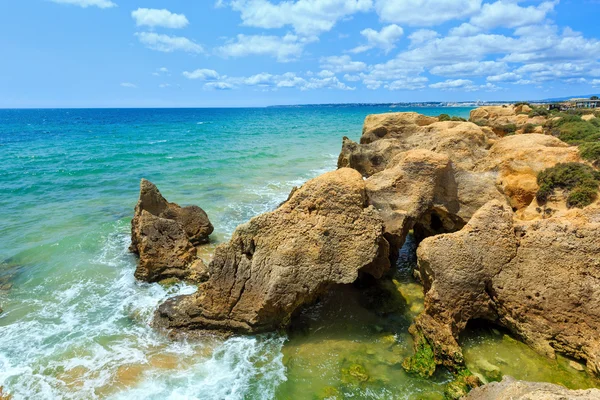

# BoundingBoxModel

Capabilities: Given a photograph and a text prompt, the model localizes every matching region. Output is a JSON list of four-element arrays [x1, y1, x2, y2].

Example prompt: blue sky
[[1, 0, 600, 107]]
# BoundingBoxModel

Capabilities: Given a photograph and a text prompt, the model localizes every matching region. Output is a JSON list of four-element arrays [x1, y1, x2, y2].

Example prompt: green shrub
[[545, 115, 600, 144], [438, 113, 467, 122], [497, 123, 517, 136], [523, 123, 537, 133], [515, 102, 530, 106], [580, 142, 600, 166], [528, 107, 550, 117], [536, 162, 600, 208]]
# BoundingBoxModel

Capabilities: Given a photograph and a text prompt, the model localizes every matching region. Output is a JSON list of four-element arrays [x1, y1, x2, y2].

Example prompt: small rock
[[569, 360, 586, 372]]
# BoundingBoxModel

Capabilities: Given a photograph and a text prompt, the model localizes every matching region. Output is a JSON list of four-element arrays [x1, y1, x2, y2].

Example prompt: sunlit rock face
[[154, 168, 390, 333]]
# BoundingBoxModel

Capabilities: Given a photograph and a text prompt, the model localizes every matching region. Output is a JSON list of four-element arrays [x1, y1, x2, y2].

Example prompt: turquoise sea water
[[2, 106, 597, 399]]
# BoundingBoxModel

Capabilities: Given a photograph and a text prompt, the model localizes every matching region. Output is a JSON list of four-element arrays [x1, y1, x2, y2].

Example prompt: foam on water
[[0, 221, 286, 399]]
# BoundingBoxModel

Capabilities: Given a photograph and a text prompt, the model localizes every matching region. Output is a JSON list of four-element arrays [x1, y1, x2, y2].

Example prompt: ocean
[[1, 106, 596, 399]]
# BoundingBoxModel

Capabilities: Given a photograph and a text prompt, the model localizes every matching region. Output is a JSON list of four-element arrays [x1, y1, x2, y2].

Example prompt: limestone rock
[[415, 201, 600, 375], [130, 179, 213, 283], [479, 134, 581, 210], [337, 136, 405, 177], [582, 114, 596, 122], [463, 376, 600, 399], [154, 168, 390, 333], [361, 112, 438, 144], [469, 105, 548, 137], [365, 149, 464, 254]]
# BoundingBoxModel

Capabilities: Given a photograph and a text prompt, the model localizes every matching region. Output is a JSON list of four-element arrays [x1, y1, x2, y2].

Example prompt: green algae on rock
[[403, 326, 437, 378]]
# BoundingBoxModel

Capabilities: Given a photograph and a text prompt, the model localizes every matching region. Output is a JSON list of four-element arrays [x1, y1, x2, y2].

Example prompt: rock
[[361, 112, 437, 144], [337, 136, 406, 177], [582, 114, 596, 122], [415, 200, 600, 376], [463, 376, 600, 399], [469, 105, 549, 137], [154, 169, 390, 333], [570, 360, 587, 372], [365, 149, 465, 254], [130, 179, 213, 283], [478, 134, 581, 211]]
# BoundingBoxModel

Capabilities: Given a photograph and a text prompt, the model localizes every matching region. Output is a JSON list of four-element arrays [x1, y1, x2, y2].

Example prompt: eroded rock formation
[[154, 168, 390, 333], [416, 200, 600, 375], [464, 376, 600, 400], [469, 105, 547, 136], [130, 179, 213, 283]]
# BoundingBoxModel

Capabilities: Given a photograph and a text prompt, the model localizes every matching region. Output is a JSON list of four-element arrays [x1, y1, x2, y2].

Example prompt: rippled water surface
[[1, 106, 597, 399]]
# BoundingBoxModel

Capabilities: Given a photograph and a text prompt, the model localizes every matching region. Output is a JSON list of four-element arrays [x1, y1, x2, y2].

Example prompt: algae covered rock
[[415, 200, 600, 376], [154, 168, 390, 333], [129, 179, 214, 283]]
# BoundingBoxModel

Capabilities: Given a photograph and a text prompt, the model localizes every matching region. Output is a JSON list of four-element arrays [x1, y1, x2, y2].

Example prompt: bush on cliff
[[536, 162, 600, 208], [528, 107, 550, 118], [438, 114, 467, 122], [546, 115, 600, 144], [580, 142, 600, 167]]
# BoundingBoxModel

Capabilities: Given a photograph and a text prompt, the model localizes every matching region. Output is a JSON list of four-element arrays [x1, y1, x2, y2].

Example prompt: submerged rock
[[154, 169, 390, 333], [415, 200, 600, 376], [464, 376, 600, 399], [130, 179, 213, 283]]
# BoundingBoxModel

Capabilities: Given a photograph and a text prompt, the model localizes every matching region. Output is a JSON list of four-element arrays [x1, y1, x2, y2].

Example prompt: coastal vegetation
[[536, 162, 600, 208]]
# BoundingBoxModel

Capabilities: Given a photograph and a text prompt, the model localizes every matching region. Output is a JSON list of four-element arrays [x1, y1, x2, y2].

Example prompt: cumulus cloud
[[228, 0, 372, 36], [486, 72, 522, 82], [218, 34, 312, 62], [351, 24, 404, 53], [430, 61, 507, 77], [374, 0, 481, 26], [204, 82, 234, 90], [320, 55, 366, 73], [470, 1, 557, 30], [50, 0, 116, 8], [135, 32, 204, 53], [408, 29, 439, 46], [384, 76, 428, 90], [120, 82, 137, 88], [183, 69, 221, 80], [429, 79, 499, 91], [131, 8, 189, 29]]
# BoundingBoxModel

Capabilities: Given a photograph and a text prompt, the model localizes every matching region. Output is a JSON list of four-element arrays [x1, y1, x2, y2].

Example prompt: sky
[[1, 0, 600, 107]]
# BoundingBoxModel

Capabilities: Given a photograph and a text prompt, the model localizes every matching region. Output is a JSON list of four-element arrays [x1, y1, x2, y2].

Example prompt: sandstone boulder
[[469, 105, 548, 137], [130, 179, 213, 283], [463, 376, 600, 400], [154, 168, 390, 333], [361, 112, 438, 144], [478, 134, 581, 210], [415, 201, 600, 376]]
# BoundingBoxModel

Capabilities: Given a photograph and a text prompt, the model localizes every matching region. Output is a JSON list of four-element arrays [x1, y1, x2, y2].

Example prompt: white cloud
[[374, 0, 481, 26], [50, 0, 116, 8], [487, 72, 522, 82], [229, 0, 372, 36], [131, 8, 189, 29], [320, 55, 366, 73], [318, 70, 336, 77], [430, 61, 507, 77], [448, 23, 480, 37], [384, 76, 428, 90], [135, 32, 204, 53], [592, 79, 600, 88], [430, 79, 475, 90], [344, 74, 361, 82], [470, 1, 557, 30], [120, 82, 137, 88], [351, 24, 404, 53], [429, 79, 499, 92], [218, 34, 311, 62], [183, 69, 221, 80], [204, 82, 234, 90], [159, 83, 172, 88], [408, 29, 439, 46]]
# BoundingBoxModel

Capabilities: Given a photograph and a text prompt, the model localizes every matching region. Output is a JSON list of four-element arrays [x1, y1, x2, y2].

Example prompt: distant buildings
[[573, 98, 600, 108]]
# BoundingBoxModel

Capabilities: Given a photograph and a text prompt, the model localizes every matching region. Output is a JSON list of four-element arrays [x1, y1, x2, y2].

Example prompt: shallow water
[[1, 106, 597, 399]]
